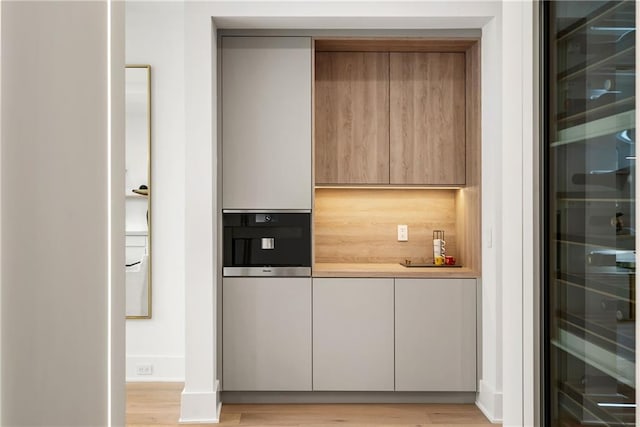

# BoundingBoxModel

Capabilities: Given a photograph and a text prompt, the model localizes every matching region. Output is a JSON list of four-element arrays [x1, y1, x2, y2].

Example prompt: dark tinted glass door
[[223, 212, 311, 268], [544, 1, 636, 425]]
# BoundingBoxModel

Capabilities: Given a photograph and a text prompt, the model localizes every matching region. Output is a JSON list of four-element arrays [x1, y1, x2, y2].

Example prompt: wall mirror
[[125, 65, 152, 319]]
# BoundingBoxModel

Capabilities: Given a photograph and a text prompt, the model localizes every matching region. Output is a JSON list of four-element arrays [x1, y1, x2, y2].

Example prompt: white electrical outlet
[[136, 364, 153, 376], [397, 224, 408, 241]]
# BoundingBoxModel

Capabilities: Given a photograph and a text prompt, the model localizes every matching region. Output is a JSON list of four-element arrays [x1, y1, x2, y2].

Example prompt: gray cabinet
[[312, 278, 394, 391], [222, 277, 312, 391], [395, 278, 476, 391], [222, 36, 312, 210]]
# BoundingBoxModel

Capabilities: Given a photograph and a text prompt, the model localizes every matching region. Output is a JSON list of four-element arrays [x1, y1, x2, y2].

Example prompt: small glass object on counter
[[433, 230, 446, 263]]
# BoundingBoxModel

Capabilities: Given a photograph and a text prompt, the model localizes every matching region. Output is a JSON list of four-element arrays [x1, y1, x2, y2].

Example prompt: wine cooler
[[543, 1, 636, 426]]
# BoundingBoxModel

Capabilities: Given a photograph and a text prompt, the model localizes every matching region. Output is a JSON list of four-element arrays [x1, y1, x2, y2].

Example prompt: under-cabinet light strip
[[107, 0, 112, 425], [314, 185, 463, 190]]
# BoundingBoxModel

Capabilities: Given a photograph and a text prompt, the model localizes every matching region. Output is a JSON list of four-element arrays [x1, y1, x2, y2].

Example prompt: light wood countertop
[[313, 263, 480, 278]]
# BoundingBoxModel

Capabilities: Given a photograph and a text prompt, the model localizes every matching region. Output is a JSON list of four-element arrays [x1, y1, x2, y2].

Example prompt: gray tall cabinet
[[221, 36, 313, 392]]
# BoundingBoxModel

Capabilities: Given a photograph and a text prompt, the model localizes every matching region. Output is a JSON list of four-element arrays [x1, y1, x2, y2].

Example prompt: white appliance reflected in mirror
[[125, 65, 151, 319]]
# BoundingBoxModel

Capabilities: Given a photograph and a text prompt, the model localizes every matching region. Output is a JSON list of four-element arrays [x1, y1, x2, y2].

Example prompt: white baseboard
[[126, 355, 185, 382], [179, 380, 221, 424], [476, 379, 503, 423]]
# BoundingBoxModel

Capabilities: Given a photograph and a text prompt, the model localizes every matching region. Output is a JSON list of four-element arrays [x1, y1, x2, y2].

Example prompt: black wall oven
[[222, 210, 311, 277]]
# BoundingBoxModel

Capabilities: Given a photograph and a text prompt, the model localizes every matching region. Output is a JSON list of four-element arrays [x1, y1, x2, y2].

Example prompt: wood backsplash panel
[[314, 189, 458, 264]]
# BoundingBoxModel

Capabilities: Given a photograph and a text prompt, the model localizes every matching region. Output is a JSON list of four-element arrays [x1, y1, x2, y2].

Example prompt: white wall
[[181, 3, 220, 422], [501, 2, 533, 425], [125, 2, 186, 382], [0, 1, 125, 425], [477, 10, 504, 422]]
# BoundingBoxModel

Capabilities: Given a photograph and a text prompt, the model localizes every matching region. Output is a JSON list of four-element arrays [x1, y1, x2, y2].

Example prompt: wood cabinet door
[[395, 278, 476, 391], [312, 278, 394, 391], [390, 53, 466, 185], [315, 52, 389, 184]]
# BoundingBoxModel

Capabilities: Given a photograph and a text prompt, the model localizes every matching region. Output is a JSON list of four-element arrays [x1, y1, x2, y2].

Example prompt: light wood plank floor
[[127, 383, 496, 427]]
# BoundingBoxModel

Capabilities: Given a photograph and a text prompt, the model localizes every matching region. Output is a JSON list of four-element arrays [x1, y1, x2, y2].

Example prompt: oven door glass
[[223, 212, 311, 269]]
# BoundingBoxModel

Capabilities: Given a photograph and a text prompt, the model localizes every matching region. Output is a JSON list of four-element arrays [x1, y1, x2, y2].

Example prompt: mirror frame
[[126, 64, 152, 319]]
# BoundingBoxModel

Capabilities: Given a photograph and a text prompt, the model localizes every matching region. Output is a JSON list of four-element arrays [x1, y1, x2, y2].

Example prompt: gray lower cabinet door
[[223, 277, 312, 391], [395, 278, 477, 391], [222, 36, 312, 210], [313, 278, 394, 391]]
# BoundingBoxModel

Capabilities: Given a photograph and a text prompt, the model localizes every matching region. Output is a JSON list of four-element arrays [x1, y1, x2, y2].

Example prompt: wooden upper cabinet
[[389, 53, 466, 185], [315, 52, 390, 184]]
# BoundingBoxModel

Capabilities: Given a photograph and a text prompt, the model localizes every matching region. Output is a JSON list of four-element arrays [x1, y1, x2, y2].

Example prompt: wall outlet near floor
[[397, 224, 408, 242], [136, 364, 154, 376]]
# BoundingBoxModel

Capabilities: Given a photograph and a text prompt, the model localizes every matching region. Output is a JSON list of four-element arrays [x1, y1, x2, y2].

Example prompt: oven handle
[[223, 266, 311, 277], [222, 209, 311, 214]]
